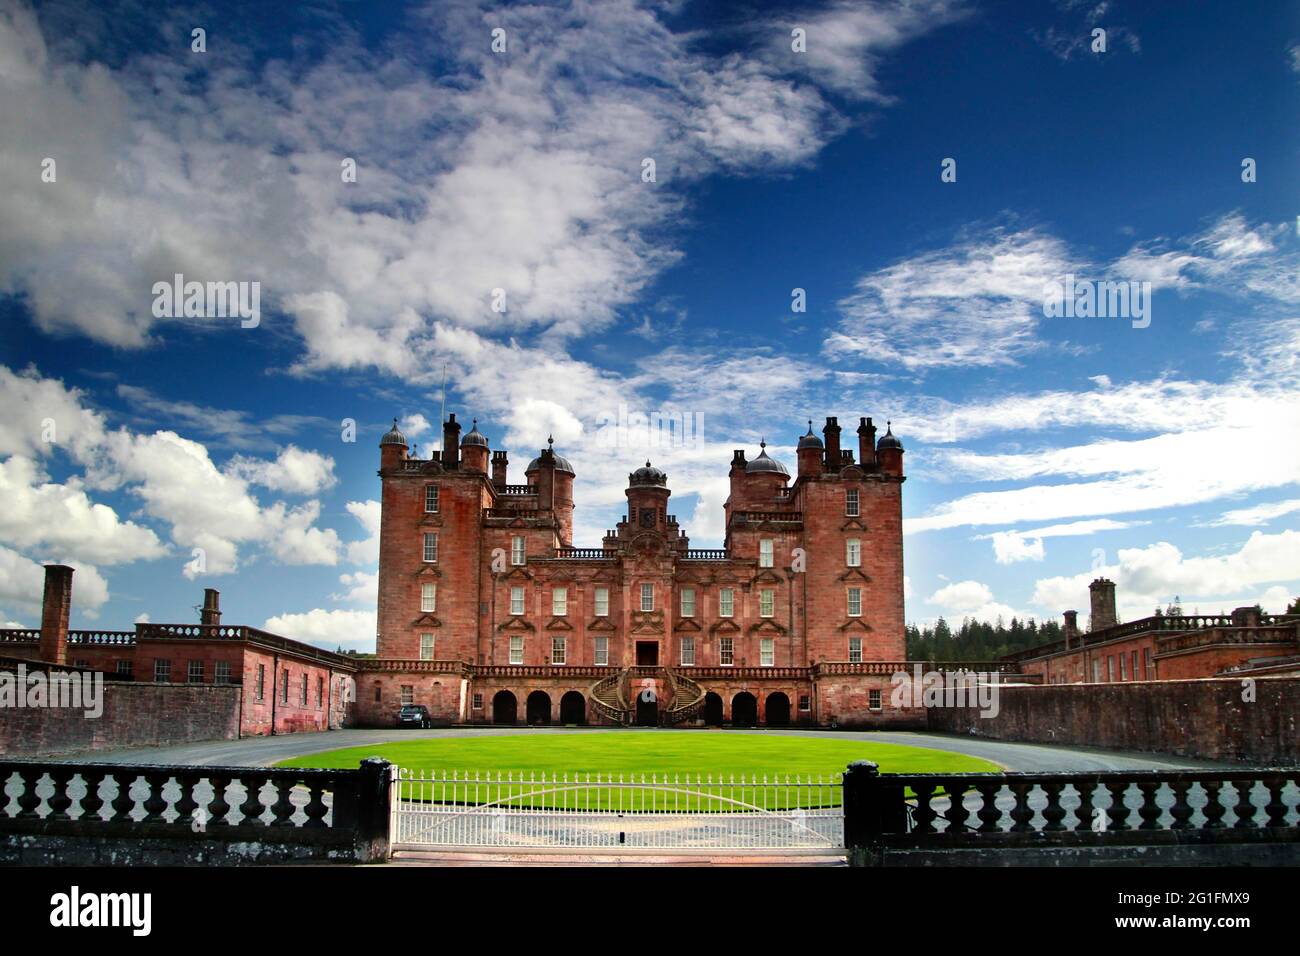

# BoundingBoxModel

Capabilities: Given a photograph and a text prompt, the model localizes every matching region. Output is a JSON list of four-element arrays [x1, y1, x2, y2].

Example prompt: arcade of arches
[[486, 686, 803, 727]]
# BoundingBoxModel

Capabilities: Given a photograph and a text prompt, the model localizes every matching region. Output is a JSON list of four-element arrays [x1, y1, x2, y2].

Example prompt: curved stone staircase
[[589, 667, 708, 726], [663, 668, 706, 726], [590, 670, 634, 725]]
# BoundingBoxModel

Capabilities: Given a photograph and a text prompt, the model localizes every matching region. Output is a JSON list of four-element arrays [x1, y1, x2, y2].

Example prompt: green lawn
[[277, 732, 1001, 810]]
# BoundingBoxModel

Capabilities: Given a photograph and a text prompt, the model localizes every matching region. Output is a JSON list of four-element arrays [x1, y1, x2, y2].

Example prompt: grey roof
[[746, 441, 789, 476], [876, 422, 903, 451], [461, 419, 489, 447], [797, 421, 823, 449], [380, 419, 407, 446], [629, 460, 667, 486]]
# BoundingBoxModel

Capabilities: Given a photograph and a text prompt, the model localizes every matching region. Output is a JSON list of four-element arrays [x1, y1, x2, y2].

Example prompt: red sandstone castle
[[364, 412, 912, 727]]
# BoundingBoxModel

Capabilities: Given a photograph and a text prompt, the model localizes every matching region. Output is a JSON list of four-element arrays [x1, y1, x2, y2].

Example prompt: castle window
[[256, 664, 265, 701], [424, 485, 439, 513], [374, 684, 381, 703], [760, 639, 774, 667], [1107, 656, 1115, 681], [594, 636, 609, 666], [1131, 650, 1139, 681], [680, 587, 696, 617], [798, 695, 811, 712], [680, 637, 696, 666], [422, 532, 438, 563], [317, 676, 324, 708], [640, 583, 654, 612], [421, 582, 437, 613], [116, 660, 133, 679], [214, 662, 231, 684], [846, 539, 861, 567], [719, 588, 734, 617], [846, 489, 859, 517], [552, 587, 568, 616], [1092, 659, 1102, 682], [509, 636, 524, 665], [281, 669, 290, 703], [472, 693, 483, 710], [719, 637, 734, 666], [400, 685, 414, 706], [1119, 654, 1127, 681], [187, 660, 204, 683], [301, 673, 309, 705], [759, 539, 774, 568], [847, 587, 862, 617], [154, 659, 171, 683], [759, 588, 775, 618], [551, 636, 567, 665], [510, 586, 525, 616], [869, 689, 882, 711], [420, 633, 434, 660], [511, 535, 525, 566], [848, 638, 863, 663], [1143, 648, 1151, 679], [594, 587, 609, 617]]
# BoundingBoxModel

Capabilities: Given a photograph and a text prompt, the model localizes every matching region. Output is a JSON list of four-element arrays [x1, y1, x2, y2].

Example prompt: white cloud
[[924, 578, 1026, 626], [262, 608, 376, 652], [1032, 529, 1300, 620], [1207, 498, 1300, 527], [333, 570, 378, 605], [344, 500, 381, 566], [228, 445, 338, 495], [976, 519, 1144, 564], [0, 545, 109, 616]]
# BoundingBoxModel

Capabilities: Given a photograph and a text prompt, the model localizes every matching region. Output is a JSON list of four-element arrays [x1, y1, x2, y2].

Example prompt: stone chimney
[[822, 417, 841, 471], [1089, 578, 1117, 632], [39, 564, 74, 666], [1062, 610, 1078, 648], [857, 416, 877, 470], [491, 450, 508, 489], [441, 413, 461, 470], [201, 588, 222, 627]]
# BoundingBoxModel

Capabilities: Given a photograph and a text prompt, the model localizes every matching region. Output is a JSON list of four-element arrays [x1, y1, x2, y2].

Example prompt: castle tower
[[460, 419, 489, 474], [379, 419, 407, 471], [525, 437, 576, 546], [1089, 577, 1117, 632], [797, 422, 822, 478], [626, 461, 670, 533], [876, 422, 905, 477]]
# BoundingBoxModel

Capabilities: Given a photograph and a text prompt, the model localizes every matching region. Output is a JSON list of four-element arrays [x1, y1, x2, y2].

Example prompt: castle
[[365, 412, 914, 727]]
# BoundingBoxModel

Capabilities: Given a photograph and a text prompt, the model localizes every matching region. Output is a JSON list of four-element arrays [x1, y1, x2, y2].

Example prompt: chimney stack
[[1088, 578, 1117, 632], [201, 588, 222, 627], [39, 564, 74, 665], [822, 416, 841, 471], [491, 450, 508, 489], [857, 416, 877, 470], [441, 413, 461, 470], [1062, 610, 1078, 648]]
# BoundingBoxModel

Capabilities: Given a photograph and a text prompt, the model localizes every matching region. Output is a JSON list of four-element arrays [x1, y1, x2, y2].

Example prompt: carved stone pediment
[[419, 514, 444, 527], [546, 616, 574, 631], [414, 566, 442, 578], [709, 618, 741, 636], [675, 617, 702, 632], [837, 618, 873, 632], [588, 617, 616, 631], [630, 610, 665, 634], [752, 569, 785, 586], [411, 614, 441, 628], [497, 616, 536, 633], [748, 618, 788, 636], [840, 518, 868, 532], [838, 568, 872, 583]]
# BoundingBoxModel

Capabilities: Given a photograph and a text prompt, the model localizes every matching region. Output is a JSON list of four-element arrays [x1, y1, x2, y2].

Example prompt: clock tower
[[625, 461, 670, 534]]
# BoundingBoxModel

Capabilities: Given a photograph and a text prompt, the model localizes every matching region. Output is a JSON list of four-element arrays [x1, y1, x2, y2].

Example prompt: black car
[[396, 704, 432, 729]]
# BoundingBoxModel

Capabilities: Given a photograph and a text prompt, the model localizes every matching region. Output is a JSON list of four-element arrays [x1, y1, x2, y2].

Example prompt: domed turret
[[461, 419, 488, 448], [797, 421, 823, 449], [876, 422, 903, 452], [629, 460, 667, 487], [745, 440, 789, 476], [797, 421, 822, 478], [380, 418, 407, 446], [460, 418, 490, 474], [876, 421, 905, 478]]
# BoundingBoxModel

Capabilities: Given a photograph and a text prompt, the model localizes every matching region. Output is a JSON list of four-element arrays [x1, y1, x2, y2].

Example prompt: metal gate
[[389, 767, 843, 853]]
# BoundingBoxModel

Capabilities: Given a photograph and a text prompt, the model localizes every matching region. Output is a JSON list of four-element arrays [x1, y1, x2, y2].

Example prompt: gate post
[[354, 757, 393, 863], [843, 760, 906, 867]]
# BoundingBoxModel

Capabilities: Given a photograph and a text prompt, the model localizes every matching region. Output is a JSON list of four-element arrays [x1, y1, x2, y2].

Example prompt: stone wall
[[0, 680, 241, 757], [926, 676, 1300, 764]]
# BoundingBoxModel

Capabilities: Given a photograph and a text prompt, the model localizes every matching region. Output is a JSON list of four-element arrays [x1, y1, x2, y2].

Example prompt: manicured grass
[[276, 732, 1001, 809]]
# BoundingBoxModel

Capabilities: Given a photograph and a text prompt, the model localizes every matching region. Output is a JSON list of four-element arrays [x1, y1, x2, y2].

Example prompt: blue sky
[[1, 0, 1298, 649]]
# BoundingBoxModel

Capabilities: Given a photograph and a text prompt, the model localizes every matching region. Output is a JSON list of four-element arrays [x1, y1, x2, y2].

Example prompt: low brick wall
[[925, 676, 1300, 764], [0, 681, 241, 757]]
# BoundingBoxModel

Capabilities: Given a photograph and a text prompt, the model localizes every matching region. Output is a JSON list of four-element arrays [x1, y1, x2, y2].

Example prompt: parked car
[[397, 704, 432, 729]]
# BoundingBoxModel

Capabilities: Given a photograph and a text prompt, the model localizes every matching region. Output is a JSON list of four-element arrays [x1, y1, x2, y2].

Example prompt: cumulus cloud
[[0, 545, 109, 617], [976, 519, 1145, 564], [925, 578, 1026, 626], [228, 446, 338, 495], [262, 608, 376, 652]]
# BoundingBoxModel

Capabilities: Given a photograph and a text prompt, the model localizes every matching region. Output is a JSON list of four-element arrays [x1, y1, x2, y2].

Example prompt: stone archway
[[731, 692, 757, 727], [765, 692, 791, 727], [559, 690, 586, 725], [492, 690, 517, 725], [702, 692, 723, 726], [526, 690, 552, 725]]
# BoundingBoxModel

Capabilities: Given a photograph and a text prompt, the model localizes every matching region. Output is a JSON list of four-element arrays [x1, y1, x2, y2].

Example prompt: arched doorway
[[731, 692, 757, 727], [560, 691, 586, 725], [526, 690, 552, 725], [703, 692, 723, 726], [492, 690, 517, 725], [765, 692, 791, 727]]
